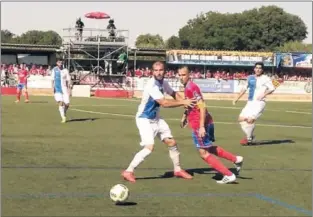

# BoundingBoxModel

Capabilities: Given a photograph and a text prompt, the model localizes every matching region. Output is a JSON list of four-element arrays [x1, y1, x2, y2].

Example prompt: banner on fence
[[275, 53, 312, 68], [234, 80, 312, 94], [27, 75, 52, 88], [166, 50, 274, 67], [133, 77, 182, 91], [193, 79, 234, 93], [133, 77, 234, 93]]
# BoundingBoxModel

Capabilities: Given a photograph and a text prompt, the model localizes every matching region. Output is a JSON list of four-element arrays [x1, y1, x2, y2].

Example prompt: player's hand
[[180, 116, 188, 128], [180, 110, 188, 128], [183, 99, 197, 108], [246, 118, 255, 124], [199, 126, 206, 137]]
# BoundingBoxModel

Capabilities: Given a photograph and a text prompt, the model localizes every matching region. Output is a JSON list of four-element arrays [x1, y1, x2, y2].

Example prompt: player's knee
[[163, 138, 176, 147], [198, 148, 209, 159], [238, 116, 245, 122], [145, 144, 154, 152]]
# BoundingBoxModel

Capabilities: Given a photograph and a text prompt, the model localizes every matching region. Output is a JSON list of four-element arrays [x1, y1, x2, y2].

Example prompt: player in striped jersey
[[233, 62, 276, 145], [51, 59, 71, 123]]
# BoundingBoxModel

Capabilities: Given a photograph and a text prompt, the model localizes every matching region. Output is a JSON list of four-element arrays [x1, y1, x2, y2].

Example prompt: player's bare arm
[[174, 91, 184, 100], [257, 79, 275, 100], [198, 99, 206, 137], [155, 98, 195, 108], [257, 89, 275, 101], [233, 89, 246, 105]]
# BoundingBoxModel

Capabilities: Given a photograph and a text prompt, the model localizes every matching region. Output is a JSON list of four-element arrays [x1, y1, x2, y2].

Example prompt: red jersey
[[18, 69, 28, 84], [184, 81, 213, 129]]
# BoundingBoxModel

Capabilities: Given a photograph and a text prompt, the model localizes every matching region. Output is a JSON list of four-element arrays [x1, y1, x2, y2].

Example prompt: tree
[[1, 30, 62, 45], [275, 41, 312, 53], [1, 30, 16, 43], [165, 35, 181, 49], [18, 30, 62, 45], [177, 5, 308, 51], [135, 34, 165, 48]]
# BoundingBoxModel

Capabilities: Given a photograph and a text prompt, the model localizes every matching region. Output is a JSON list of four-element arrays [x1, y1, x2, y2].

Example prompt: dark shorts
[[191, 123, 215, 149], [17, 83, 26, 90]]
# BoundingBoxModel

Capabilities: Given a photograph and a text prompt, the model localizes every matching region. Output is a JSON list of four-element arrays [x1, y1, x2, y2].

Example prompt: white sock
[[59, 106, 65, 118], [240, 122, 249, 137], [246, 123, 255, 139], [126, 148, 152, 172], [168, 145, 181, 172]]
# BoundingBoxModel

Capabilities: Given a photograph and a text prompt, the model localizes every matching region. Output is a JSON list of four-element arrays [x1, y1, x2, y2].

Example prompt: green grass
[[2, 96, 312, 216]]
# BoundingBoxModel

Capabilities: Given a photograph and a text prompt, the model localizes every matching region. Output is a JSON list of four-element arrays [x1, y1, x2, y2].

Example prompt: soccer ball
[[109, 184, 129, 202]]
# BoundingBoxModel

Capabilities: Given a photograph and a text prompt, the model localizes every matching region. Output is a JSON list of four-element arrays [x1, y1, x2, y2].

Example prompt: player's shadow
[[28, 101, 49, 104], [136, 168, 252, 181], [249, 139, 295, 146], [186, 168, 253, 181], [67, 118, 100, 122], [115, 201, 137, 206]]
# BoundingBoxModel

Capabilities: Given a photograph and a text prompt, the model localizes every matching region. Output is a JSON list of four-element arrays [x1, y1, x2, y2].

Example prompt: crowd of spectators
[[126, 67, 312, 81], [1, 64, 311, 87], [1, 64, 52, 77]]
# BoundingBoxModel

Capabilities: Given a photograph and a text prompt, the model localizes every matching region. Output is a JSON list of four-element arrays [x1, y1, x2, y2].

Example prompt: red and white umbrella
[[85, 12, 110, 19]]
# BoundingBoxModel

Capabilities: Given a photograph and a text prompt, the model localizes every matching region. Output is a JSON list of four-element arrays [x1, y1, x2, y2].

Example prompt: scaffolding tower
[[61, 27, 129, 89]]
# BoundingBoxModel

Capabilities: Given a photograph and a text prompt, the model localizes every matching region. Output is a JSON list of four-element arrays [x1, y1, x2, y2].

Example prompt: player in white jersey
[[51, 59, 71, 123], [233, 62, 276, 145], [122, 61, 196, 183]]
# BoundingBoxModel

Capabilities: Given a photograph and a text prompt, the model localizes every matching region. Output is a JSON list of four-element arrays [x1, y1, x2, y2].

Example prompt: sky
[[1, 2, 312, 46]]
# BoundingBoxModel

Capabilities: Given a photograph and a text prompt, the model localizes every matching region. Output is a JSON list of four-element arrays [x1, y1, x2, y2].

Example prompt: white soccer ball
[[109, 184, 129, 202]]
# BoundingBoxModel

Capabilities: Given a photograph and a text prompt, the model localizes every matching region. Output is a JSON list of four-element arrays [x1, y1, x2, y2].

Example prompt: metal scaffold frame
[[60, 27, 129, 88]]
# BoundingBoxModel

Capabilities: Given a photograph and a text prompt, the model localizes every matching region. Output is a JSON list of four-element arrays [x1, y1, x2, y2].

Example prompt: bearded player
[[178, 66, 243, 184], [15, 64, 30, 103], [233, 62, 276, 145], [122, 61, 196, 183], [51, 59, 71, 123]]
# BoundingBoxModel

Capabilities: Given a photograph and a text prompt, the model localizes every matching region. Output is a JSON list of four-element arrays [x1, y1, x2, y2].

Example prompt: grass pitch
[[2, 96, 312, 216]]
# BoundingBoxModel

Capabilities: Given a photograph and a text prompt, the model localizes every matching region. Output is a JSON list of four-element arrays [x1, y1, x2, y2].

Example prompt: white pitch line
[[286, 110, 312, 115], [71, 104, 130, 107], [70, 108, 312, 129], [71, 103, 311, 115]]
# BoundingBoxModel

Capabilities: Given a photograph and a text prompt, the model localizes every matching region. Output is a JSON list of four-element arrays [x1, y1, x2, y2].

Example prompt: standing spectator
[[38, 66, 46, 76], [75, 18, 84, 41], [29, 65, 38, 75], [46, 66, 52, 76]]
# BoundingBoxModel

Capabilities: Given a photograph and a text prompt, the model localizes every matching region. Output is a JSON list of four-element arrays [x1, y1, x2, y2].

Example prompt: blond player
[[122, 61, 196, 183], [51, 59, 71, 123], [233, 62, 276, 145]]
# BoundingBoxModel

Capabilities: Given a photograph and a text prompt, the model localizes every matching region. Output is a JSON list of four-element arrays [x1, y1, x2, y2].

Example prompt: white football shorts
[[54, 92, 70, 104], [239, 101, 266, 120], [136, 117, 173, 146]]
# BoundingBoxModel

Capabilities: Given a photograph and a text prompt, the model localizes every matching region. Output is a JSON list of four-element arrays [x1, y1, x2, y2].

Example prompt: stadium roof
[[1, 43, 59, 52]]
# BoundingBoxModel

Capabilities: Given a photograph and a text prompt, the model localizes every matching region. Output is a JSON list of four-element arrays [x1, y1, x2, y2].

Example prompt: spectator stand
[[61, 26, 130, 90]]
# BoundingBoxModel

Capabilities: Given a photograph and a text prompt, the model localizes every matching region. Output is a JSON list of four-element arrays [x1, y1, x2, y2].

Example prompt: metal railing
[[62, 28, 129, 44]]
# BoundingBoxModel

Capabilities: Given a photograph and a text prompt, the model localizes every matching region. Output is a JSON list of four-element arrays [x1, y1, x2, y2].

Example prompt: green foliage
[[166, 35, 181, 49], [1, 30, 62, 45], [1, 30, 16, 43], [275, 41, 312, 53], [177, 5, 308, 51], [135, 34, 165, 48]]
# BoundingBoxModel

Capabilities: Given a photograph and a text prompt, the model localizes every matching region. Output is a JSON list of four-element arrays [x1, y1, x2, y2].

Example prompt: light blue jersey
[[136, 77, 174, 120], [243, 74, 275, 101], [51, 67, 71, 94]]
